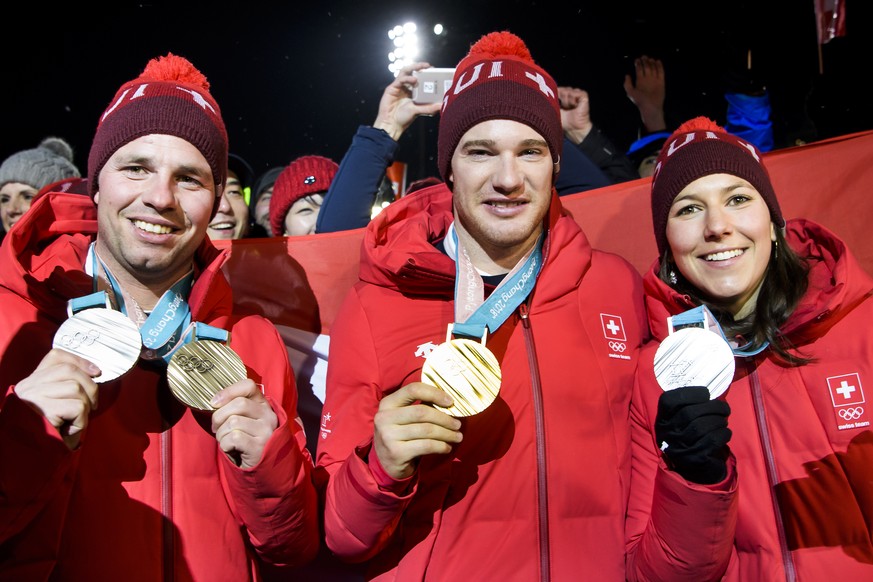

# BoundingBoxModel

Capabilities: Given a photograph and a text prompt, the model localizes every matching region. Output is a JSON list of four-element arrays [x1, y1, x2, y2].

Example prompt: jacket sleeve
[[0, 390, 77, 543], [316, 290, 414, 562], [316, 125, 399, 234], [625, 346, 738, 582], [218, 317, 319, 568]]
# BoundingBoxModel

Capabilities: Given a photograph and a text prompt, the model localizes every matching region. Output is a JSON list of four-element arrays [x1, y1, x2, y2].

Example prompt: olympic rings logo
[[60, 329, 100, 349], [176, 355, 214, 374], [608, 341, 626, 353], [838, 407, 864, 420]]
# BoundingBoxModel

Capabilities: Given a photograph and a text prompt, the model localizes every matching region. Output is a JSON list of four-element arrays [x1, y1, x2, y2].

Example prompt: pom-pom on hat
[[437, 31, 562, 184], [87, 53, 228, 201], [0, 137, 81, 191], [650, 116, 784, 259], [270, 155, 338, 236]]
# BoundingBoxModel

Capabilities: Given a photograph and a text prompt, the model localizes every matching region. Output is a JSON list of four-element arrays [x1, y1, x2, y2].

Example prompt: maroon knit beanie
[[87, 53, 228, 206], [270, 155, 338, 236], [437, 31, 562, 185], [650, 116, 784, 259]]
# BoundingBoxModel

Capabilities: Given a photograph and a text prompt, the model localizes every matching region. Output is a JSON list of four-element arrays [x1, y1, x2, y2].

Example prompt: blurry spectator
[[207, 153, 255, 240], [250, 166, 283, 237], [316, 62, 441, 233], [270, 155, 338, 237], [0, 137, 80, 240]]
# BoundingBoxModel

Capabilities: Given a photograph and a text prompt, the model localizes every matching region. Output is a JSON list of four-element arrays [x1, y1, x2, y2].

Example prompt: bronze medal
[[167, 340, 246, 410], [421, 338, 502, 417], [53, 308, 142, 383], [654, 327, 735, 399]]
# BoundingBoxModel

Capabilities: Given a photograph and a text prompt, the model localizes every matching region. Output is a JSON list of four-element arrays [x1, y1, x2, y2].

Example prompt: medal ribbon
[[669, 305, 768, 357], [77, 243, 229, 364], [446, 222, 544, 339]]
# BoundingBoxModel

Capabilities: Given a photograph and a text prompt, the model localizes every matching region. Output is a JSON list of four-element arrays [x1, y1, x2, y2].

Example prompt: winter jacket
[[0, 192, 319, 580], [317, 182, 649, 580], [629, 218, 873, 581]]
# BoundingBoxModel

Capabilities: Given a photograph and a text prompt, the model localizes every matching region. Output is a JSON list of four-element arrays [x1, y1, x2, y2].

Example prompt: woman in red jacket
[[628, 117, 873, 580]]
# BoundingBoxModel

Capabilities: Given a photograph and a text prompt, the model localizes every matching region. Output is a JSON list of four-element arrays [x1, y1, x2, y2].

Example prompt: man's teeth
[[705, 249, 743, 261], [488, 201, 523, 208], [134, 220, 172, 234]]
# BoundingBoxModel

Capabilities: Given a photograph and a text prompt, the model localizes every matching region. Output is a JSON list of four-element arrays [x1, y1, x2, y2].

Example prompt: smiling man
[[317, 31, 651, 580], [0, 53, 318, 579]]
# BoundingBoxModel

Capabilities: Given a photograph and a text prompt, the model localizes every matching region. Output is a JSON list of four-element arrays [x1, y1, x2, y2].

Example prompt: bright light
[[386, 20, 446, 75], [386, 20, 420, 76]]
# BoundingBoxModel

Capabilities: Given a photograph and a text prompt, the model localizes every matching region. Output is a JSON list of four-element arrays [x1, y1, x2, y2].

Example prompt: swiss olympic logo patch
[[601, 313, 629, 360], [827, 373, 869, 431]]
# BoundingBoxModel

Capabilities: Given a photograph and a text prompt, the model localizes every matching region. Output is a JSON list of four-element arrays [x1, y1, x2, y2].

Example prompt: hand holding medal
[[653, 307, 735, 399], [421, 326, 501, 417], [53, 304, 142, 383]]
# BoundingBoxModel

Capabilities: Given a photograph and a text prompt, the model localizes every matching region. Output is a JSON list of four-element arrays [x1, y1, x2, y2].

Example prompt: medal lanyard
[[77, 243, 229, 364], [669, 305, 769, 357], [446, 222, 544, 340]]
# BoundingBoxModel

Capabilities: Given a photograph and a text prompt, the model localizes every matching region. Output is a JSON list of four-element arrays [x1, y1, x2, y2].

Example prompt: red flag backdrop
[[215, 129, 873, 336]]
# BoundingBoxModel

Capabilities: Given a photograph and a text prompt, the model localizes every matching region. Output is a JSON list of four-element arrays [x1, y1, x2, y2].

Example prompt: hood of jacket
[[643, 218, 873, 345], [0, 191, 232, 324], [358, 182, 593, 303]]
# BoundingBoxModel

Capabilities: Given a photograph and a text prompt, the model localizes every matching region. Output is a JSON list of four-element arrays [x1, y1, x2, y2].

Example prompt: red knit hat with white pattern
[[87, 53, 228, 203], [437, 31, 562, 185], [650, 116, 784, 259], [269, 155, 338, 236]]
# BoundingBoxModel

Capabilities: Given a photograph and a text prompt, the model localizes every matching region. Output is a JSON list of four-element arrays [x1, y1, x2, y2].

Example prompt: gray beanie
[[0, 137, 81, 191]]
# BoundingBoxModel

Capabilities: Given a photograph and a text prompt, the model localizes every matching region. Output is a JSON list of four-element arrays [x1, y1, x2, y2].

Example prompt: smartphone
[[412, 68, 456, 104]]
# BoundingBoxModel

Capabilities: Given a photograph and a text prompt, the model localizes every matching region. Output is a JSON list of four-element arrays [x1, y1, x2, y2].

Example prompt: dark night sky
[[4, 1, 871, 185]]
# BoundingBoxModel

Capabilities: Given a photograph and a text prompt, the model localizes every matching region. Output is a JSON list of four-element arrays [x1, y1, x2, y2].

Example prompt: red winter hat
[[270, 155, 338, 236], [437, 31, 562, 185], [650, 116, 784, 260], [87, 53, 228, 203]]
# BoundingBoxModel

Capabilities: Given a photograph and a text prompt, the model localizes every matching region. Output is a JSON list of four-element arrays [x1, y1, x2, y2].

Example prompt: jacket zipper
[[520, 303, 550, 582], [162, 423, 174, 582], [748, 361, 796, 581]]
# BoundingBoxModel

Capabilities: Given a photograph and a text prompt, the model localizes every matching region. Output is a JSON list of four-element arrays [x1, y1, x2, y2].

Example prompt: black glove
[[654, 386, 732, 485]]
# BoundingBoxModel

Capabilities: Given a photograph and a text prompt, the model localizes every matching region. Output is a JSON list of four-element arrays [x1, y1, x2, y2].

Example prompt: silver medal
[[654, 327, 735, 399], [53, 308, 142, 383]]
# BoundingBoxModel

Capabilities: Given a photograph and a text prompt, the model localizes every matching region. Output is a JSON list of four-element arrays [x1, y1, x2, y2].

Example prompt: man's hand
[[14, 349, 102, 450], [558, 86, 593, 144], [623, 56, 667, 132], [211, 379, 278, 469], [373, 381, 463, 480]]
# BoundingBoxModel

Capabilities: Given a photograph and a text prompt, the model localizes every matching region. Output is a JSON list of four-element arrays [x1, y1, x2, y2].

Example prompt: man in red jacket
[[316, 31, 650, 580], [0, 53, 318, 579]]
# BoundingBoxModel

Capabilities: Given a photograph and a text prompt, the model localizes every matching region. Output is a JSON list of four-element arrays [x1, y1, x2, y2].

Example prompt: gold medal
[[421, 335, 501, 417], [167, 340, 246, 410], [53, 308, 142, 383]]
